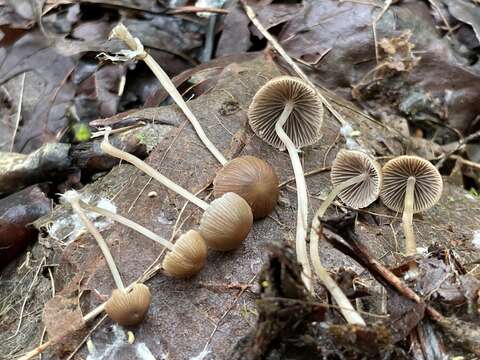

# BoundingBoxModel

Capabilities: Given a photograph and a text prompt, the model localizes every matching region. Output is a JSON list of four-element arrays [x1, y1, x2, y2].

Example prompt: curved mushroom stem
[[66, 193, 125, 290], [79, 201, 175, 251], [275, 102, 312, 291], [403, 177, 416, 257], [309, 225, 366, 326], [316, 173, 367, 218], [101, 128, 209, 211], [110, 23, 227, 166]]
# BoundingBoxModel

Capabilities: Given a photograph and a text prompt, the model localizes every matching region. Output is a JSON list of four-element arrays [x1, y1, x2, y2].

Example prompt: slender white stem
[[100, 128, 209, 211], [316, 174, 367, 218], [275, 103, 312, 291], [68, 196, 125, 290], [110, 23, 227, 165], [403, 177, 416, 257], [309, 227, 366, 326], [79, 201, 175, 251]]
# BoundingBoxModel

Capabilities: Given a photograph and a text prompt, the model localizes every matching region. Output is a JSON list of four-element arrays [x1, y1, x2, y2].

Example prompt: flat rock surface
[[2, 56, 480, 360]]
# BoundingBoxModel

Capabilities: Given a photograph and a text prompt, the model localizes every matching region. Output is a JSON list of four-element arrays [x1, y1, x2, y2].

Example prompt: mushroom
[[79, 201, 207, 278], [315, 150, 383, 218], [380, 155, 443, 259], [213, 156, 279, 219], [248, 76, 323, 290], [108, 23, 279, 219], [100, 128, 253, 251], [62, 190, 150, 326], [306, 150, 380, 325]]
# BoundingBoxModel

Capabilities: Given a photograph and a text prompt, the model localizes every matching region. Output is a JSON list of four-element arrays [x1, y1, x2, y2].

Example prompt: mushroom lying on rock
[[380, 155, 443, 260], [109, 23, 279, 219], [213, 156, 279, 219], [248, 76, 323, 290], [101, 127, 253, 251], [62, 190, 151, 326], [79, 201, 207, 278]]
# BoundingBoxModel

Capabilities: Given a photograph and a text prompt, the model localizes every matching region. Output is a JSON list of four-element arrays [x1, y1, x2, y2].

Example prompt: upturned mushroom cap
[[199, 192, 253, 251], [248, 76, 324, 149], [380, 155, 443, 213], [331, 150, 383, 209], [162, 230, 208, 278], [105, 283, 151, 326], [213, 156, 279, 219]]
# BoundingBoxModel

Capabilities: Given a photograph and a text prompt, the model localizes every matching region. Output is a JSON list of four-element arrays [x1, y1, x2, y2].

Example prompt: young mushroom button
[[248, 76, 324, 291], [78, 202, 207, 278], [380, 156, 443, 258], [100, 128, 253, 251], [213, 156, 279, 219], [105, 284, 151, 326]]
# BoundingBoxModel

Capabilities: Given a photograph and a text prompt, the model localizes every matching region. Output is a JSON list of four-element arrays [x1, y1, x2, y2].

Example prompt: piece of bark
[[0, 143, 71, 195]]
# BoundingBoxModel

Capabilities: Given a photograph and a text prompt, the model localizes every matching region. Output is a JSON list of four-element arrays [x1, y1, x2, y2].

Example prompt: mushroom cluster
[[109, 23, 279, 220]]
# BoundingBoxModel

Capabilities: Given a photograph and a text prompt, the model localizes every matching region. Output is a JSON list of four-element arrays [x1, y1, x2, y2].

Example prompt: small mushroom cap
[[199, 192, 253, 251], [380, 155, 443, 213], [105, 283, 151, 326], [162, 230, 208, 278], [213, 156, 279, 219], [248, 76, 324, 149], [331, 150, 383, 209]]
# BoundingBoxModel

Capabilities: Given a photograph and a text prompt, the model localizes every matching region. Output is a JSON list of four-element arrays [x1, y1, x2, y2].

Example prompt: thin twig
[[241, 1, 347, 126], [450, 155, 480, 171], [202, 274, 257, 351], [65, 314, 109, 360], [278, 166, 331, 188], [167, 6, 229, 15], [10, 73, 26, 152], [372, 0, 393, 63], [436, 128, 480, 168]]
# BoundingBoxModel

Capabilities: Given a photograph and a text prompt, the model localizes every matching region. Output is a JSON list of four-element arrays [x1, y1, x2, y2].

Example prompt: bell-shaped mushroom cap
[[199, 192, 253, 251], [213, 156, 279, 219], [162, 230, 208, 278], [248, 76, 324, 149], [105, 283, 151, 326], [380, 155, 443, 213], [331, 150, 383, 209]]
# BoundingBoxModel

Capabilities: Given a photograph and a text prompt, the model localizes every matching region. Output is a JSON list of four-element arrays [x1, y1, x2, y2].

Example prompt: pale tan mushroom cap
[[105, 283, 151, 326], [380, 155, 443, 213], [213, 156, 279, 219], [199, 192, 253, 251], [248, 76, 324, 149], [331, 150, 383, 209], [162, 230, 207, 278]]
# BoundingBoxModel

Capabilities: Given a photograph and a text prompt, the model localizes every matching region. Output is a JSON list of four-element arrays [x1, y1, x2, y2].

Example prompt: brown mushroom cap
[[380, 155, 443, 213], [213, 156, 279, 219], [105, 283, 151, 326], [162, 230, 208, 278], [199, 192, 253, 251], [331, 150, 383, 209], [248, 76, 324, 149]]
